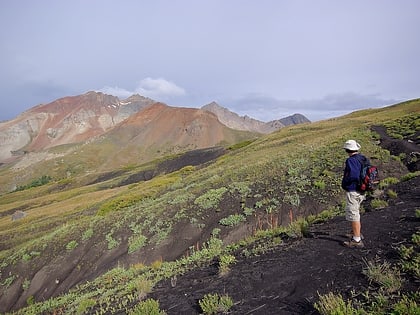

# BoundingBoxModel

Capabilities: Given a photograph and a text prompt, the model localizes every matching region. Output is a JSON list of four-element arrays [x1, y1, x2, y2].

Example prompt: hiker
[[341, 139, 366, 248]]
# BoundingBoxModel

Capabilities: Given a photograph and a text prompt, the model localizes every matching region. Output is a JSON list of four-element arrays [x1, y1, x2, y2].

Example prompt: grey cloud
[[225, 92, 399, 122], [99, 78, 186, 102], [1, 80, 74, 121]]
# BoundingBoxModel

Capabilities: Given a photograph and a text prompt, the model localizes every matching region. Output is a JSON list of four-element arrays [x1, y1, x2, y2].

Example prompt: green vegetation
[[65, 240, 78, 251], [0, 99, 418, 314], [15, 175, 52, 191], [194, 187, 228, 210], [401, 170, 420, 182], [218, 254, 236, 276], [219, 214, 246, 226], [314, 292, 357, 315], [383, 112, 420, 140], [199, 293, 234, 314], [363, 259, 402, 294], [129, 299, 166, 315], [371, 199, 389, 209]]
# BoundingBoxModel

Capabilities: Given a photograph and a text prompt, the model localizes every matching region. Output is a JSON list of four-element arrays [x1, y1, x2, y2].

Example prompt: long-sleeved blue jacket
[[341, 154, 368, 192]]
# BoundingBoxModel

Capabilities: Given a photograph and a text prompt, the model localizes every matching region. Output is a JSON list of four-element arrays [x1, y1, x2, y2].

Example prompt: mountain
[[0, 93, 260, 192], [0, 92, 154, 163], [0, 93, 309, 166], [84, 102, 257, 170], [201, 102, 278, 133], [277, 113, 311, 126], [202, 102, 310, 133]]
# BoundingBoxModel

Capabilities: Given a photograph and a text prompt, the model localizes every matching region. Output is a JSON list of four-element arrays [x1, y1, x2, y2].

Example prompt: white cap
[[343, 139, 361, 151]]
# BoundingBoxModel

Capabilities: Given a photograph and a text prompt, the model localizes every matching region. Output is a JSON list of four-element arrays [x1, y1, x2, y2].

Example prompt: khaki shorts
[[345, 191, 365, 221]]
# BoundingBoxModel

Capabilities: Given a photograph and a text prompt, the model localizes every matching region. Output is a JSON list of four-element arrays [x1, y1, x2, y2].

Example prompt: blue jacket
[[342, 154, 368, 192]]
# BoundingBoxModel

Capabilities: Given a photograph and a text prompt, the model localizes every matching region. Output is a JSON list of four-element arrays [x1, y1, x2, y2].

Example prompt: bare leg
[[352, 221, 361, 238]]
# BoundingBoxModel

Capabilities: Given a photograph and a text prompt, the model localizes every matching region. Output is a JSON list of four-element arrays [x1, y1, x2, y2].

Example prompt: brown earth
[[146, 128, 420, 314]]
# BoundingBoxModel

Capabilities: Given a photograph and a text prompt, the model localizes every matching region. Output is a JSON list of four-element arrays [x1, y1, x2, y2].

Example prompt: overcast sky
[[1, 1, 419, 122]]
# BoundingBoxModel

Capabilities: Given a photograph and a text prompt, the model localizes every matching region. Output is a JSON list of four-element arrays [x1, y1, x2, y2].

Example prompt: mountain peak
[[202, 102, 312, 134]]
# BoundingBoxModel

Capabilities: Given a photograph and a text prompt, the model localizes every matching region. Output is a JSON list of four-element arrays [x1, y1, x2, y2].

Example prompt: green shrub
[[82, 228, 94, 241], [194, 187, 228, 210], [129, 277, 154, 300], [129, 298, 166, 315], [313, 179, 326, 190], [66, 240, 78, 251], [391, 294, 420, 315], [314, 292, 357, 315], [412, 232, 420, 246], [76, 298, 96, 315], [218, 254, 236, 275], [15, 175, 52, 191], [22, 253, 32, 262], [199, 293, 234, 314], [379, 177, 399, 189], [106, 232, 119, 250], [128, 234, 147, 254], [22, 278, 30, 290], [219, 214, 246, 227], [288, 217, 309, 238], [387, 189, 398, 199], [371, 199, 388, 209], [242, 206, 255, 216], [363, 260, 402, 294], [401, 171, 420, 182]]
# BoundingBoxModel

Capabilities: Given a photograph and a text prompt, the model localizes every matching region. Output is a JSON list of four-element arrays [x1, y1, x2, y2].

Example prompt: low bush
[[199, 293, 234, 315]]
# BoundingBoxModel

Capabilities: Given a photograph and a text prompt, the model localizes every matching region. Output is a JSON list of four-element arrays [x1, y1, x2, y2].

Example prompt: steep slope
[[0, 99, 418, 313], [111, 102, 249, 151]]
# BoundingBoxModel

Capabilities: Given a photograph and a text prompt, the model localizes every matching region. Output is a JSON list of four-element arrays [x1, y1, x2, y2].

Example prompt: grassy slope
[[0, 99, 419, 313]]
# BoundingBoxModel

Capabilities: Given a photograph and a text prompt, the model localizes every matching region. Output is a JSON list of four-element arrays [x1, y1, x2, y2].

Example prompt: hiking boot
[[343, 238, 365, 248], [345, 233, 364, 240]]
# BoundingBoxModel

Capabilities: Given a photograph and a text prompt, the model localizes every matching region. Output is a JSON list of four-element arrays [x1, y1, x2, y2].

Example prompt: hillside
[[0, 99, 419, 313]]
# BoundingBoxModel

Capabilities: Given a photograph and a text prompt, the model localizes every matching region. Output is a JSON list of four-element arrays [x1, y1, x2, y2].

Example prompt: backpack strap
[[354, 154, 370, 167]]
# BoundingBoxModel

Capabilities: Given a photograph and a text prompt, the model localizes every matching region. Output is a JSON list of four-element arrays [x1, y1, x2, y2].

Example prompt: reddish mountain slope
[[0, 92, 153, 163], [114, 102, 236, 149]]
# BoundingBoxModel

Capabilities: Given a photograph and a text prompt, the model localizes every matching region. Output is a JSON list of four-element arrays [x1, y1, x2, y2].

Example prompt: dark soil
[[147, 128, 420, 315], [148, 176, 419, 314]]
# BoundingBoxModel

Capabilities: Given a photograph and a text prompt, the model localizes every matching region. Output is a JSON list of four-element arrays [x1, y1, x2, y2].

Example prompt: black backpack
[[355, 155, 379, 192]]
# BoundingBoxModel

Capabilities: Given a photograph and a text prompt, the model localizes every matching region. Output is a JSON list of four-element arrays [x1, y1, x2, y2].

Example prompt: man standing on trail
[[341, 139, 367, 248]]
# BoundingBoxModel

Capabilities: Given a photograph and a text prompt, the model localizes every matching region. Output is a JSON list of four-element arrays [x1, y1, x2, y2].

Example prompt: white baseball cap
[[343, 139, 361, 151]]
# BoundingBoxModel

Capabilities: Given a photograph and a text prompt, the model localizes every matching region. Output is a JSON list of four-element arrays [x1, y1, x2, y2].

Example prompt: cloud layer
[[0, 1, 418, 121], [227, 92, 398, 122], [99, 78, 186, 101]]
